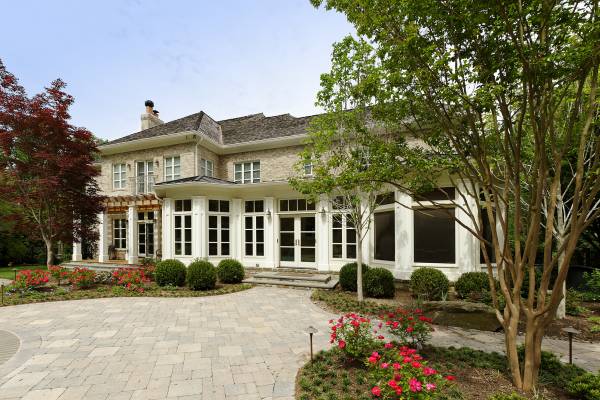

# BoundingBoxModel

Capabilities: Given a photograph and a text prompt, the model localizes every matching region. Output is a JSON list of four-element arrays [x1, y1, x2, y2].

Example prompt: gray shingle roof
[[104, 110, 316, 147]]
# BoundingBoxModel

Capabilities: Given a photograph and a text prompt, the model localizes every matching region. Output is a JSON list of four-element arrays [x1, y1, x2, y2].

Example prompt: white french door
[[279, 215, 316, 267]]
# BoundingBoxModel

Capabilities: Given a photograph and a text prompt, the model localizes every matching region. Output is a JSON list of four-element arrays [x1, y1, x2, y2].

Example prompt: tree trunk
[[357, 241, 364, 302], [504, 311, 523, 390], [521, 314, 544, 391], [44, 238, 54, 267]]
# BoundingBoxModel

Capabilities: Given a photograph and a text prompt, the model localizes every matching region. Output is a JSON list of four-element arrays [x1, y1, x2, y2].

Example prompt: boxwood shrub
[[409, 267, 449, 300], [339, 262, 369, 292], [216, 259, 245, 283], [187, 260, 217, 290], [364, 267, 395, 298], [154, 259, 186, 287], [455, 271, 491, 299]]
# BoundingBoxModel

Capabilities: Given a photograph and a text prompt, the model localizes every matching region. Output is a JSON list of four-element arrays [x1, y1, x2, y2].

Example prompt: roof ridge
[[217, 113, 265, 123]]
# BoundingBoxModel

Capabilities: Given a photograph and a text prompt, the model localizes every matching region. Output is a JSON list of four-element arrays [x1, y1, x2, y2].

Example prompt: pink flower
[[338, 340, 346, 349], [368, 356, 378, 364], [406, 326, 414, 333], [384, 342, 394, 349], [392, 363, 401, 370], [371, 386, 381, 397], [426, 383, 437, 391], [380, 362, 389, 369], [423, 367, 436, 376], [409, 378, 422, 392]]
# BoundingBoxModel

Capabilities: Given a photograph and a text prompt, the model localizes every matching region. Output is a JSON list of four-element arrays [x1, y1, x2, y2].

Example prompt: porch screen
[[374, 211, 395, 261], [414, 208, 455, 263]]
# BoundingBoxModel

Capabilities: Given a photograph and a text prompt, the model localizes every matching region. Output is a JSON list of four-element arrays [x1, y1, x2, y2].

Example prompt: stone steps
[[244, 270, 338, 289], [62, 261, 134, 272]]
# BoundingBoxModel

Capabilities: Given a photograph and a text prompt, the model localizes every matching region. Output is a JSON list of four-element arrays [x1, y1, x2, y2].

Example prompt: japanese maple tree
[[0, 60, 103, 266]]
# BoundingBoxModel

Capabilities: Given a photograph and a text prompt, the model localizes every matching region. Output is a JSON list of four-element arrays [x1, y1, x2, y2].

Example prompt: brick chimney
[[141, 100, 164, 130]]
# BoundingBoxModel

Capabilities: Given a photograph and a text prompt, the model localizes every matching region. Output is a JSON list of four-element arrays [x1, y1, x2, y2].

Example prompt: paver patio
[[0, 286, 598, 400], [0, 287, 334, 400]]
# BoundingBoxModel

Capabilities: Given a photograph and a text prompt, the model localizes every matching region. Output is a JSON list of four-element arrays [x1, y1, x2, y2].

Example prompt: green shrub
[[487, 393, 527, 400], [455, 272, 491, 300], [216, 259, 245, 283], [410, 267, 449, 300], [364, 267, 395, 298], [567, 372, 600, 400], [583, 269, 600, 295], [187, 260, 216, 290], [154, 259, 186, 287], [566, 288, 587, 316], [339, 262, 369, 292]]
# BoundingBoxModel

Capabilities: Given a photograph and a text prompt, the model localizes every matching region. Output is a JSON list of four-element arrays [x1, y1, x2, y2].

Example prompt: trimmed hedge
[[409, 267, 449, 300], [339, 262, 369, 292], [364, 267, 395, 298], [187, 260, 217, 290], [154, 259, 186, 287], [455, 272, 491, 299], [216, 259, 245, 283]]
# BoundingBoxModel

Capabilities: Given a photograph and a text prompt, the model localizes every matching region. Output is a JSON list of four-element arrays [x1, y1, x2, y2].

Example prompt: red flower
[[338, 340, 346, 349], [371, 386, 381, 397], [445, 375, 456, 381]]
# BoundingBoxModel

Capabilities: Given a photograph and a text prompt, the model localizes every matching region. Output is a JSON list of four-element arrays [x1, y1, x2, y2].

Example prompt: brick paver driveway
[[0, 287, 334, 400]]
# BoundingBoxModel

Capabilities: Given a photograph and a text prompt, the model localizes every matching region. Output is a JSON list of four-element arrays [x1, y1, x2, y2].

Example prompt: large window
[[208, 200, 230, 256], [165, 156, 181, 181], [414, 208, 455, 263], [113, 219, 127, 249], [332, 214, 356, 259], [174, 199, 192, 256], [244, 200, 265, 257], [113, 163, 127, 189], [234, 161, 260, 183], [200, 158, 214, 177], [374, 211, 395, 261]]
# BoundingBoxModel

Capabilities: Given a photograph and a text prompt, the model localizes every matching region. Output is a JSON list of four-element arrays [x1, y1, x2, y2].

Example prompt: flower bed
[[12, 269, 49, 290], [68, 267, 96, 289], [112, 267, 150, 292]]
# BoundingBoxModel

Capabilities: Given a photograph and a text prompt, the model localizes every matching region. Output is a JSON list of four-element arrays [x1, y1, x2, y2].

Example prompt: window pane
[[256, 216, 264, 229], [245, 201, 254, 213], [332, 229, 342, 243], [209, 200, 219, 212], [256, 230, 264, 242], [418, 187, 456, 201], [376, 192, 395, 205], [220, 201, 229, 213], [245, 216, 253, 228], [280, 217, 293, 231], [184, 229, 191, 242], [301, 248, 315, 262], [281, 247, 294, 262], [332, 215, 342, 228], [245, 230, 253, 242], [301, 232, 315, 246], [235, 164, 242, 173], [281, 232, 294, 246], [184, 215, 191, 226], [175, 243, 182, 255], [347, 245, 356, 259], [209, 216, 217, 228], [255, 201, 264, 213], [235, 171, 242, 182], [298, 199, 306, 211], [184, 243, 192, 256], [175, 216, 181, 228], [221, 229, 229, 242], [289, 199, 297, 211], [280, 200, 288, 212], [346, 229, 356, 244], [209, 229, 217, 242], [209, 243, 218, 256], [307, 201, 316, 211], [375, 211, 395, 261], [256, 244, 264, 256], [221, 243, 230, 255], [175, 200, 182, 212], [301, 216, 315, 231], [221, 216, 229, 228], [332, 244, 343, 258], [184, 200, 191, 212], [414, 208, 455, 263], [245, 244, 253, 256]]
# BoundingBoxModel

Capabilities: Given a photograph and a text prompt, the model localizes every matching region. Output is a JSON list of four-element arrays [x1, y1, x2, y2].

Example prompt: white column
[[264, 197, 275, 269], [127, 205, 138, 264], [232, 198, 242, 261], [192, 197, 203, 259], [72, 241, 82, 262], [162, 199, 173, 259], [198, 197, 207, 258], [97, 212, 109, 262], [316, 196, 330, 272], [395, 191, 413, 280]]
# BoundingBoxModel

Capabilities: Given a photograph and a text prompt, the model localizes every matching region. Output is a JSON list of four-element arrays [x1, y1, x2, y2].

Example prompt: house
[[72, 101, 488, 280]]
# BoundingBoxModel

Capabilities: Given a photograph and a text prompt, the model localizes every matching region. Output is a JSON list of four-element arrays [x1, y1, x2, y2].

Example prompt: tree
[[312, 0, 599, 392], [0, 60, 103, 267], [290, 110, 395, 302]]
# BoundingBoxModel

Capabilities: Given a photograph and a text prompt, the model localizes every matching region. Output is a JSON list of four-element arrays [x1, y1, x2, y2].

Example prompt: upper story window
[[113, 163, 127, 189], [165, 156, 181, 181], [200, 159, 214, 177], [136, 161, 154, 194], [304, 162, 313, 176], [234, 161, 260, 184]]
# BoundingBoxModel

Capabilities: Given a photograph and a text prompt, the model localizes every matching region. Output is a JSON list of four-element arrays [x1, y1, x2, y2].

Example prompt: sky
[[0, 0, 354, 140]]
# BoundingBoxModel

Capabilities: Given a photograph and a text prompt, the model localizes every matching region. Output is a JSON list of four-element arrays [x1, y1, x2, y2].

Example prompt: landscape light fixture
[[306, 326, 318, 361], [562, 327, 580, 364]]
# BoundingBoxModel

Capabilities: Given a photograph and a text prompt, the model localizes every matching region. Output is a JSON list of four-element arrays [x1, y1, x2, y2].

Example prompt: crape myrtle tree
[[290, 108, 403, 302], [0, 60, 103, 267], [311, 0, 599, 392]]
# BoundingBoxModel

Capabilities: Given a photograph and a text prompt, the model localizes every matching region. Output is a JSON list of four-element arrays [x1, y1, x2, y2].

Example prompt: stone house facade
[[72, 101, 488, 280]]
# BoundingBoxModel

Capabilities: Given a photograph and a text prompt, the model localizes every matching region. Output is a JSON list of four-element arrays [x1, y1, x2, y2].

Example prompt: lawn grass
[[0, 265, 46, 280]]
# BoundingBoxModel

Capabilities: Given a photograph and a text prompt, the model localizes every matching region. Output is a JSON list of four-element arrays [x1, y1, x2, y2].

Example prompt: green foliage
[[516, 345, 585, 386], [410, 267, 450, 301], [187, 260, 216, 291], [339, 262, 369, 292], [216, 259, 245, 283], [312, 289, 398, 316], [363, 267, 395, 298], [583, 269, 600, 294], [455, 272, 492, 300], [566, 288, 588, 316], [154, 259, 186, 287], [566, 372, 600, 400], [487, 394, 526, 400]]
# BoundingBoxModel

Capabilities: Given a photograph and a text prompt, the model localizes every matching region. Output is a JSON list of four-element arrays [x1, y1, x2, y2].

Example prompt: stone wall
[[219, 145, 305, 182]]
